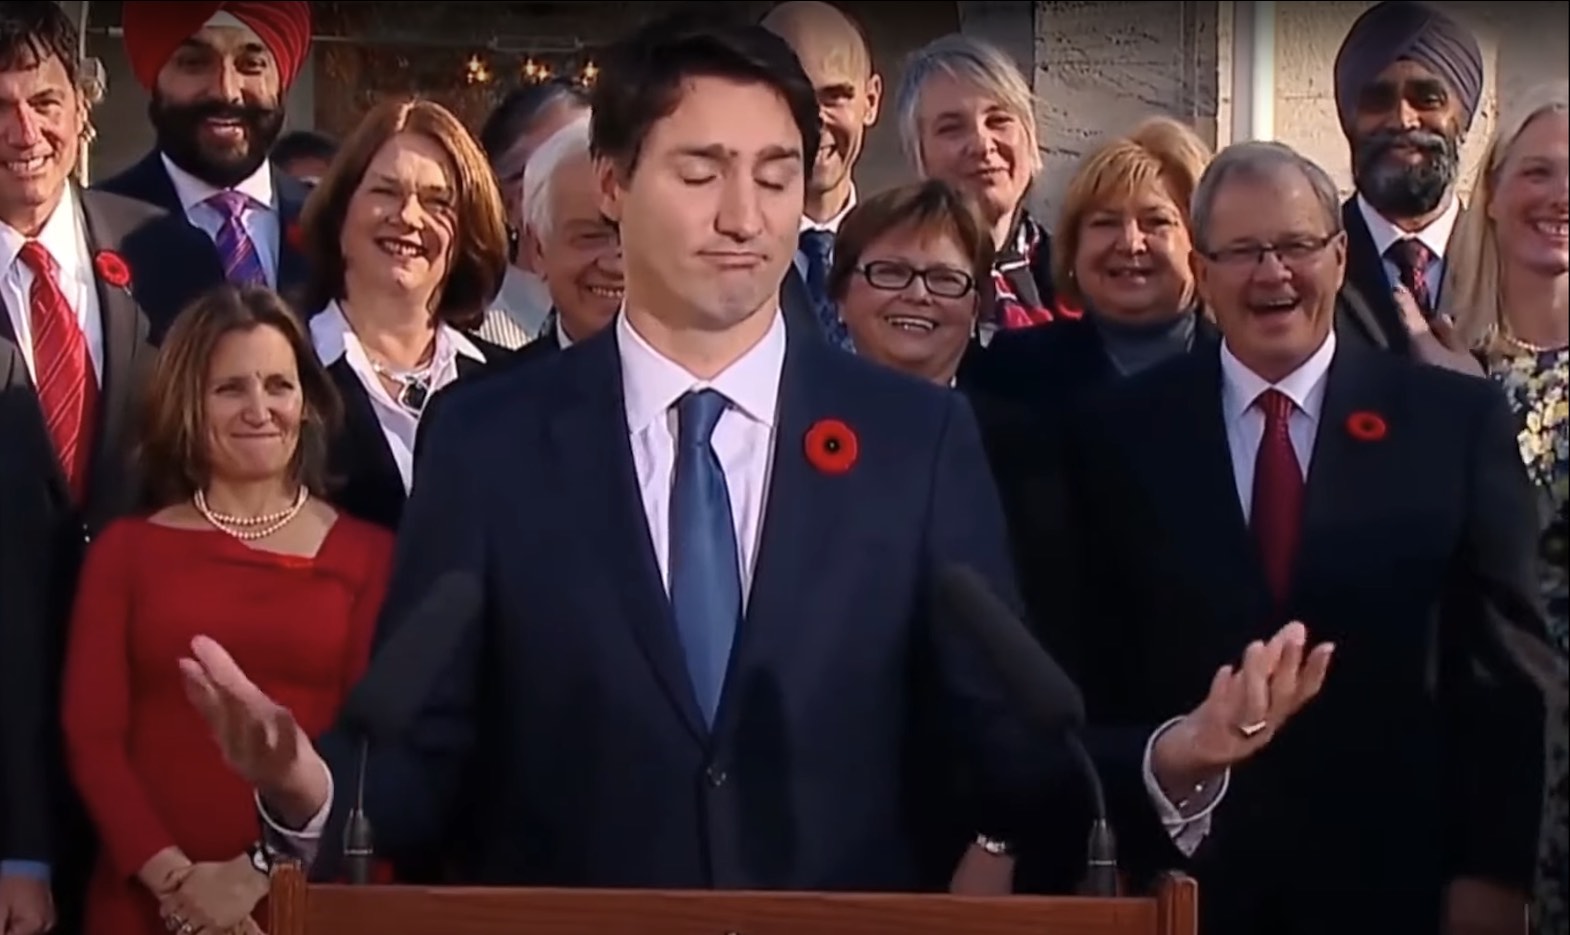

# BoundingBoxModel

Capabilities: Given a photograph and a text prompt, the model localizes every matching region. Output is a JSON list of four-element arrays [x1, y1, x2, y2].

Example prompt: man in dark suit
[[176, 14, 1301, 896], [1329, 1, 1482, 354], [1055, 140, 1549, 935], [92, 1, 313, 309], [0, 6, 224, 933]]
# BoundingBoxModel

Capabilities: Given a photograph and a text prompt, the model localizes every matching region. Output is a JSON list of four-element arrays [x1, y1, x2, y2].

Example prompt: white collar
[[616, 309, 786, 435], [161, 153, 276, 215], [0, 185, 86, 279], [800, 186, 857, 235], [1220, 330, 1338, 422], [309, 301, 485, 367], [1355, 192, 1460, 261]]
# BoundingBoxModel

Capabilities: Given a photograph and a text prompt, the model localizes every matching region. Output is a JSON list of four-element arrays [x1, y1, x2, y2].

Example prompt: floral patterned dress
[[1489, 344, 1569, 935]]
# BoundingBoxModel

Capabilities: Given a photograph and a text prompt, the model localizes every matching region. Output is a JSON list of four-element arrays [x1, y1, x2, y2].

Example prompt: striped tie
[[207, 190, 268, 287], [17, 241, 99, 503]]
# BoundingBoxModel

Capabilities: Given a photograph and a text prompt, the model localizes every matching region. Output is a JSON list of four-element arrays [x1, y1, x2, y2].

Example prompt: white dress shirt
[[263, 308, 1217, 856], [309, 302, 484, 492], [161, 155, 280, 288], [1355, 194, 1459, 303], [0, 185, 104, 383]]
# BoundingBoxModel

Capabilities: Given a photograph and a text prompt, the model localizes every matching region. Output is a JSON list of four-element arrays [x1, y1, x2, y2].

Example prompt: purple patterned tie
[[207, 190, 268, 287]]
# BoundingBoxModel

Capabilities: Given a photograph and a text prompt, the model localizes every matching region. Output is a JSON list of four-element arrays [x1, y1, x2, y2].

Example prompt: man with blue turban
[[1331, 1, 1483, 352]]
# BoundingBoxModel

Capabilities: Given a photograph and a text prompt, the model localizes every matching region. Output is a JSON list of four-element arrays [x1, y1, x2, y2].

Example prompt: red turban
[[122, 1, 313, 92]]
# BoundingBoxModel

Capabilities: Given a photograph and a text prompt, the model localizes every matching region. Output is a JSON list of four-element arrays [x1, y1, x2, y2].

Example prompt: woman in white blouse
[[293, 98, 514, 531]]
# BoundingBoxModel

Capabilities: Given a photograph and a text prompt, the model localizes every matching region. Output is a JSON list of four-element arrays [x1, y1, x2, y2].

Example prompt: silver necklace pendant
[[396, 376, 430, 415]]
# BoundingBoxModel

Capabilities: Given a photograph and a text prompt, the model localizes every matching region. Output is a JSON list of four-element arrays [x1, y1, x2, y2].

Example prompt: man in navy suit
[[177, 14, 1324, 894]]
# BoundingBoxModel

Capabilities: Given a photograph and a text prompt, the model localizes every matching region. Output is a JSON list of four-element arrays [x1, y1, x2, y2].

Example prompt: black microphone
[[932, 564, 1119, 897], [333, 572, 484, 884]]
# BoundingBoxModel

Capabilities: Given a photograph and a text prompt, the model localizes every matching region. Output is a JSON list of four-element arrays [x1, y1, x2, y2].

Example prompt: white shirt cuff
[[1142, 716, 1229, 857], [256, 761, 334, 866]]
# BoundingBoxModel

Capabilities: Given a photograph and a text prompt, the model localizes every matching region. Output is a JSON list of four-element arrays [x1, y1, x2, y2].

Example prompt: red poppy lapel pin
[[805, 418, 859, 475], [92, 250, 131, 291], [1345, 410, 1387, 442], [285, 221, 306, 253]]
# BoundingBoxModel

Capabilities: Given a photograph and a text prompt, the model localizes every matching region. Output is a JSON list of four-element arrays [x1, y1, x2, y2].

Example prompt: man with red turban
[[94, 2, 314, 303]]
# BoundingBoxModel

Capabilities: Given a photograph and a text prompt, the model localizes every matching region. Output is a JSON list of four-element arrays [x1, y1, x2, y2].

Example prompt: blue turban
[[1333, 1, 1483, 135]]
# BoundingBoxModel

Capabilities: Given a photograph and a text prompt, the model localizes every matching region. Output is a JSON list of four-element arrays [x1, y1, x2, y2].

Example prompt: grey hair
[[520, 113, 593, 242], [1189, 141, 1343, 249], [894, 34, 1041, 178]]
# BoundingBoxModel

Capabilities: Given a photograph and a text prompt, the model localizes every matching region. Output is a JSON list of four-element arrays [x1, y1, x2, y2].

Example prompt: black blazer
[[93, 151, 312, 311], [1334, 197, 1458, 358], [0, 189, 219, 868], [325, 335, 514, 532], [1050, 340, 1550, 935]]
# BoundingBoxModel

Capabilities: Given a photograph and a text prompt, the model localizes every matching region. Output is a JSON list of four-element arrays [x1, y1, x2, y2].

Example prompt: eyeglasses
[[1201, 233, 1339, 268], [856, 260, 976, 299]]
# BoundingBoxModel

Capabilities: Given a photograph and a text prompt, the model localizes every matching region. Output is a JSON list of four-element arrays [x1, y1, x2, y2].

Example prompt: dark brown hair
[[140, 285, 341, 507], [298, 98, 509, 329], [828, 179, 996, 304], [0, 2, 78, 85]]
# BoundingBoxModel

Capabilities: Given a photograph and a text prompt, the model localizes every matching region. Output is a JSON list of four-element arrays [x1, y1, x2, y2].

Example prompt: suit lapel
[[712, 326, 857, 737], [76, 189, 145, 523], [327, 361, 406, 501], [1341, 199, 1408, 354], [547, 329, 709, 741]]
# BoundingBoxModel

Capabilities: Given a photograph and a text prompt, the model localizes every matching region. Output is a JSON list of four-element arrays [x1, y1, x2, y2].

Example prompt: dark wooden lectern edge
[[269, 861, 1197, 935]]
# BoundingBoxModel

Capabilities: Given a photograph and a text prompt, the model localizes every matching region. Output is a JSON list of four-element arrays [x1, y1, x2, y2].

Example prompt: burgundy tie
[[17, 241, 99, 504], [1386, 238, 1434, 314], [1251, 389, 1304, 606]]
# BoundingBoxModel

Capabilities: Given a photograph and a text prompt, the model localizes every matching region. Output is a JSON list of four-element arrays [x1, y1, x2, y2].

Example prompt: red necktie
[[1251, 389, 1304, 606], [1386, 238, 1434, 314], [18, 241, 98, 504]]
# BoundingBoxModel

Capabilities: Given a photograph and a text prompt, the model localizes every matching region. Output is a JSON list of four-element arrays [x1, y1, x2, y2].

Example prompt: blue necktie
[[206, 190, 268, 287], [797, 229, 852, 349], [669, 389, 741, 726]]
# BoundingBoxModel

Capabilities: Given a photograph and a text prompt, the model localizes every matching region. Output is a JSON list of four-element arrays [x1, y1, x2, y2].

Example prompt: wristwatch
[[973, 834, 1014, 857], [245, 840, 274, 876]]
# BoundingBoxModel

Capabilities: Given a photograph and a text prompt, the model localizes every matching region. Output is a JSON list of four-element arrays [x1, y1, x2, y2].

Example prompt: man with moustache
[[1331, 0, 1483, 356], [0, 5, 223, 933], [762, 1, 882, 349], [95, 1, 313, 308]]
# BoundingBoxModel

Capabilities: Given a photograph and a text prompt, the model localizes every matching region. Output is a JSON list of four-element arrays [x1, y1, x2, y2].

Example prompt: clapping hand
[[1395, 286, 1483, 377], [158, 856, 267, 935], [1151, 622, 1334, 796], [0, 874, 54, 935]]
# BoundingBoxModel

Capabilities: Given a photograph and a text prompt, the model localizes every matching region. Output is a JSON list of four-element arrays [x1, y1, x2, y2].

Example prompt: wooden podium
[[267, 862, 1196, 935]]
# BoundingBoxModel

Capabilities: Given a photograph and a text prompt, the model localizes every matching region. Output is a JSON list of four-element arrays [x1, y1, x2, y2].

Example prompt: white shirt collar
[[1355, 192, 1460, 261], [1220, 330, 1338, 424], [161, 153, 276, 215], [800, 187, 857, 235], [309, 300, 486, 367], [617, 309, 786, 435], [0, 185, 87, 280]]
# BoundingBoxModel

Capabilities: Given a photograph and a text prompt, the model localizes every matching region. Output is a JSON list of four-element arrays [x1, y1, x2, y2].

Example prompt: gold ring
[[1237, 720, 1269, 739]]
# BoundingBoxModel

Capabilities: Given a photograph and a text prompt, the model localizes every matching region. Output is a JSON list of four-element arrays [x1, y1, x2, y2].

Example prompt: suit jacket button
[[705, 767, 727, 788]]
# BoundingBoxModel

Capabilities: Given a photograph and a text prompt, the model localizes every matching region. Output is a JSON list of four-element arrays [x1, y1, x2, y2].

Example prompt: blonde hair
[[1053, 117, 1212, 308], [1438, 81, 1570, 351], [895, 35, 1041, 178]]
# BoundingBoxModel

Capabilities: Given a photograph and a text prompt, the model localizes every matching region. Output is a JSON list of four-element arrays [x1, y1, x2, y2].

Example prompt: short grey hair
[[1189, 141, 1342, 250], [520, 113, 593, 242], [894, 35, 1041, 178]]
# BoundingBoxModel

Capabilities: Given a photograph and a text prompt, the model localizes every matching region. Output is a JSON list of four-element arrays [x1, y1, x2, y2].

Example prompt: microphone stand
[[1066, 733, 1119, 897], [343, 737, 375, 885]]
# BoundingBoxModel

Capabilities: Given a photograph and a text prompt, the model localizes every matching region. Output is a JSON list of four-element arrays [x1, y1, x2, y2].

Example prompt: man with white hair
[[513, 113, 624, 364]]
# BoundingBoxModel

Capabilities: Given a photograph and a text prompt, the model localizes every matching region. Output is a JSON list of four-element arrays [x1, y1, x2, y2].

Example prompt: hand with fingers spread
[[178, 636, 331, 827], [1150, 621, 1334, 799], [1395, 286, 1484, 377]]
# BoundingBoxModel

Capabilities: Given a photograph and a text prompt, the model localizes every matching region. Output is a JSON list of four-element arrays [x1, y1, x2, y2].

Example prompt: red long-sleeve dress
[[62, 516, 394, 935]]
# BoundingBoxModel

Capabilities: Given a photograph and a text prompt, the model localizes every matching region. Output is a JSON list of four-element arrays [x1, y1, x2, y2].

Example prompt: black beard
[[149, 94, 285, 189], [1352, 126, 1461, 220]]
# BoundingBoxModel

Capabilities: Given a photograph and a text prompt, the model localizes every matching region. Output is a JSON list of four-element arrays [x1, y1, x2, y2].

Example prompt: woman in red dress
[[62, 286, 394, 935]]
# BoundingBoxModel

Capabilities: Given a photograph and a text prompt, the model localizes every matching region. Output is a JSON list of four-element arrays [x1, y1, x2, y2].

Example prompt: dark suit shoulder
[[79, 187, 178, 228], [90, 151, 167, 200]]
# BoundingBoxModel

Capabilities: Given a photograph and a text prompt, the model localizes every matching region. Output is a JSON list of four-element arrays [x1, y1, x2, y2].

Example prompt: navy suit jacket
[[310, 311, 1065, 889]]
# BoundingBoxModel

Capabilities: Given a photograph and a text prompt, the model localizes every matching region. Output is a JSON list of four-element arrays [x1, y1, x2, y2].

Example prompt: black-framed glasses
[[1202, 232, 1339, 268], [857, 260, 975, 299]]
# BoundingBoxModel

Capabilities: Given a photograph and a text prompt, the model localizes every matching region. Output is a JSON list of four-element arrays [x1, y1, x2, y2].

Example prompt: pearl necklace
[[194, 488, 309, 541], [1501, 331, 1569, 355]]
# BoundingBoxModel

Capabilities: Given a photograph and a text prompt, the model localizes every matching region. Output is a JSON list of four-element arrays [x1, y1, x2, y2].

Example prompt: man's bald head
[[762, 1, 872, 81]]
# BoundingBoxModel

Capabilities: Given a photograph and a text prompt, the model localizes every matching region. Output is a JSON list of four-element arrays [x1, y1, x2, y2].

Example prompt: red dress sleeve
[[61, 521, 180, 880]]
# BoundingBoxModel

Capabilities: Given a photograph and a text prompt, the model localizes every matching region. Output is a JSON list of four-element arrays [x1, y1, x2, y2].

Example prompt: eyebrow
[[369, 172, 451, 192], [674, 144, 802, 165]]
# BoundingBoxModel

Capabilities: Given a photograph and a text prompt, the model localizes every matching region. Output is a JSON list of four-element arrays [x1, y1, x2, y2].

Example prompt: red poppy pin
[[92, 250, 131, 290], [1346, 410, 1387, 442], [285, 221, 305, 253], [805, 418, 859, 475]]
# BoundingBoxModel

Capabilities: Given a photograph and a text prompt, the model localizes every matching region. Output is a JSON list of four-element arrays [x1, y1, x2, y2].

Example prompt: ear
[[864, 73, 883, 126], [595, 156, 625, 225], [526, 226, 546, 277], [1188, 248, 1212, 308], [1328, 230, 1349, 284]]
